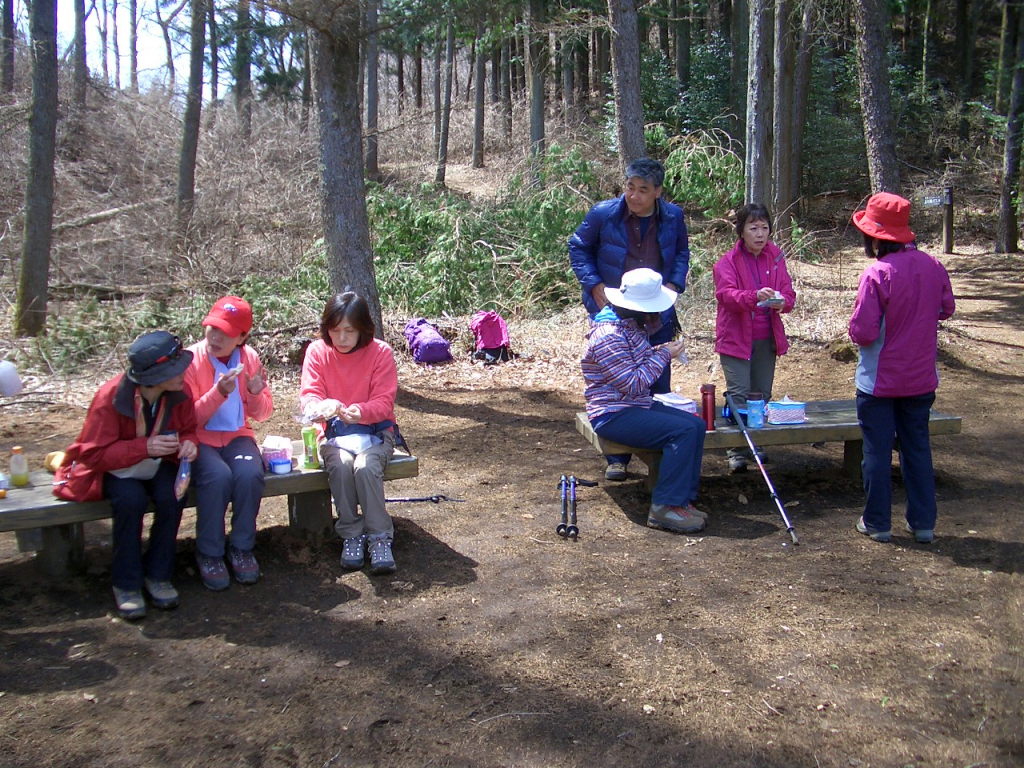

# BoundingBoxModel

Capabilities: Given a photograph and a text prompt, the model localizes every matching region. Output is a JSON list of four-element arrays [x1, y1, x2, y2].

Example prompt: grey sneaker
[[648, 503, 706, 534], [682, 503, 709, 521], [728, 454, 748, 474], [367, 534, 396, 574], [341, 535, 367, 570], [856, 516, 892, 542], [904, 521, 934, 543], [144, 578, 179, 610], [196, 553, 231, 591], [112, 586, 147, 620], [228, 546, 260, 585], [605, 462, 628, 481]]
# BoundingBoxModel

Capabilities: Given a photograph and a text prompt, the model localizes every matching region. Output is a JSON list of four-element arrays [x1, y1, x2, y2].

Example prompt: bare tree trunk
[[854, 0, 900, 193], [396, 48, 405, 112], [414, 41, 423, 109], [789, 0, 815, 220], [365, 0, 379, 178], [529, 0, 547, 180], [997, 2, 1024, 251], [432, 27, 441, 153], [435, 17, 454, 185], [730, 0, 747, 140], [490, 46, 499, 103], [561, 32, 575, 125], [17, 0, 58, 337], [113, 0, 121, 90], [996, 0, 1018, 115], [156, 0, 189, 93], [236, 0, 252, 136], [98, 0, 109, 85], [608, 0, 645, 170], [500, 39, 512, 137], [472, 19, 485, 168], [208, 3, 218, 105], [674, 0, 690, 89], [310, 23, 383, 332], [129, 0, 139, 92], [300, 32, 311, 131], [772, 0, 794, 232], [575, 32, 589, 106], [2, 0, 15, 99], [177, 0, 206, 221], [73, 0, 88, 109], [745, 0, 772, 204], [920, 0, 931, 95]]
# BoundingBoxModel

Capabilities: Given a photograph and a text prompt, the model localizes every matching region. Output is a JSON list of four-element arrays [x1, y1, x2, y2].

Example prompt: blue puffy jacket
[[568, 195, 690, 321]]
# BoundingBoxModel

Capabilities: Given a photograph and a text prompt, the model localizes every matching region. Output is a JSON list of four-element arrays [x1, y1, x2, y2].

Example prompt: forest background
[[0, 0, 1022, 366]]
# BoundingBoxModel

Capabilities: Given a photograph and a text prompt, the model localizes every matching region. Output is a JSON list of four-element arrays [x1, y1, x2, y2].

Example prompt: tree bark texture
[[608, 0, 646, 170], [17, 0, 58, 337], [73, 0, 88, 109], [435, 18, 455, 185], [674, 0, 690, 89], [997, 1, 1024, 252], [772, 0, 794, 231], [99, 0, 110, 85], [500, 40, 513, 136], [129, 0, 138, 92], [2, 0, 15, 98], [745, 0, 773, 205], [730, 0, 747, 144], [236, 0, 252, 136], [529, 0, 547, 173], [208, 4, 218, 104], [854, 0, 900, 193], [472, 19, 485, 168], [788, 0, 815, 219], [365, 0, 379, 178], [177, 0, 207, 220], [310, 24, 383, 332]]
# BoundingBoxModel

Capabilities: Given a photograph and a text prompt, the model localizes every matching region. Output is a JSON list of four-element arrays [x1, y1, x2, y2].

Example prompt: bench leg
[[634, 451, 661, 493], [288, 490, 334, 539], [16, 528, 44, 552], [843, 440, 863, 479], [35, 523, 86, 578]]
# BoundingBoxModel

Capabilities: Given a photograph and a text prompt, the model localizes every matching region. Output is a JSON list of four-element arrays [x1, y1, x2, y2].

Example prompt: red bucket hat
[[852, 192, 915, 243], [203, 296, 253, 337]]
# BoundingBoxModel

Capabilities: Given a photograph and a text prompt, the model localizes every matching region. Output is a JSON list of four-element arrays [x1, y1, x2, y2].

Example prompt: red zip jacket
[[713, 240, 796, 359], [53, 375, 198, 502]]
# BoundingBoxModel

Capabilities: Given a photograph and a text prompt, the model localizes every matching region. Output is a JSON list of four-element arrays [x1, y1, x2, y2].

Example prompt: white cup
[[0, 361, 23, 397]]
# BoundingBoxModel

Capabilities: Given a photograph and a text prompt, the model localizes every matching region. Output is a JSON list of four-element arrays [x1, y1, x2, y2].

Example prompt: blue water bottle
[[747, 391, 765, 429]]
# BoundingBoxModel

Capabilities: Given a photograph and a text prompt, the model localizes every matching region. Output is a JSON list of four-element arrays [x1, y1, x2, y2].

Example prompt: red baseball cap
[[203, 296, 253, 337]]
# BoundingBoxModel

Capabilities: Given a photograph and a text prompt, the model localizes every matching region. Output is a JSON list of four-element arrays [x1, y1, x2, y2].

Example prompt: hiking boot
[[728, 455, 748, 474], [648, 503, 706, 534], [856, 516, 892, 542], [228, 546, 260, 585], [196, 552, 231, 591], [341, 535, 367, 570], [682, 503, 709, 522], [367, 534, 396, 575], [905, 521, 935, 544], [605, 462, 628, 481], [112, 586, 147, 620], [144, 578, 179, 610]]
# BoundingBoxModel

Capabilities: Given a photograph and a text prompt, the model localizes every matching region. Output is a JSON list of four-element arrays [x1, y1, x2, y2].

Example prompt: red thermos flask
[[700, 384, 716, 431]]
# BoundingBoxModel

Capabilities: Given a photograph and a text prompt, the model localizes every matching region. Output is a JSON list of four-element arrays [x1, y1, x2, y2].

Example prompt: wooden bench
[[576, 399, 962, 489], [0, 440, 418, 578]]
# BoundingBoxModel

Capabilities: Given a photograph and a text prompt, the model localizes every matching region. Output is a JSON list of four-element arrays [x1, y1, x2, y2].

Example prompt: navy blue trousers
[[857, 390, 937, 534]]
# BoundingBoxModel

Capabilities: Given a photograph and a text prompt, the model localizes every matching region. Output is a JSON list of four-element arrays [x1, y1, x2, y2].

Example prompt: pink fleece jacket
[[713, 240, 796, 359], [299, 338, 398, 436], [184, 340, 274, 448]]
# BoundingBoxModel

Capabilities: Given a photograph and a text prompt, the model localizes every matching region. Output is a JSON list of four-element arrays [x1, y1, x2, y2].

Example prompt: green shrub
[[662, 129, 744, 217]]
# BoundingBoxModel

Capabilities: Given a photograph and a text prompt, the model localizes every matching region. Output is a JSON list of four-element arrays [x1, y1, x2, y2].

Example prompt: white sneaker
[[112, 586, 147, 620]]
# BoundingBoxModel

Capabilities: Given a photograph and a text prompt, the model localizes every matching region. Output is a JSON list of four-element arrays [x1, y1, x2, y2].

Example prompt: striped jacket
[[581, 308, 672, 423]]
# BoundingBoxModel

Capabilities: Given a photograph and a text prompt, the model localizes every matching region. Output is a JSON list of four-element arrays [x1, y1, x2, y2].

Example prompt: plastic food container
[[269, 458, 292, 475], [767, 398, 807, 424]]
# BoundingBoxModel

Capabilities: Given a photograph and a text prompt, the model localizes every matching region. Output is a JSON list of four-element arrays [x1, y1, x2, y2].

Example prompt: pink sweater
[[184, 340, 274, 448], [299, 338, 398, 435]]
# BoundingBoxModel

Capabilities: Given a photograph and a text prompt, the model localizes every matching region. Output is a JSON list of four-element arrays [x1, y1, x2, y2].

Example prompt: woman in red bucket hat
[[849, 193, 956, 544]]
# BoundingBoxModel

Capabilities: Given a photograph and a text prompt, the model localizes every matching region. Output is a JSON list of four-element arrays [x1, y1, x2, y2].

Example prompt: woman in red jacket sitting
[[185, 296, 273, 591], [54, 331, 198, 620]]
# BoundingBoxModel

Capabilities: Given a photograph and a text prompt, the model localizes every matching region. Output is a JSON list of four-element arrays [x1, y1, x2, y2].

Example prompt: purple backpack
[[403, 318, 453, 364]]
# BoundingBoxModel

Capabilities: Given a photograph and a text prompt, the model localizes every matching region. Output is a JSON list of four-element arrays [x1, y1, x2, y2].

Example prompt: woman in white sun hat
[[580, 268, 709, 534]]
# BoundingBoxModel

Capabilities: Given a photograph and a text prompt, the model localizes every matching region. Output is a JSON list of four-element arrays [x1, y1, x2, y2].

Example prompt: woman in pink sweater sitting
[[185, 296, 274, 590], [299, 292, 400, 575]]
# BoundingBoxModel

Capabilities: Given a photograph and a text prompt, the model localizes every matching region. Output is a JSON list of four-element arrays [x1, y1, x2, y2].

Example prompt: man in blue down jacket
[[569, 158, 690, 481]]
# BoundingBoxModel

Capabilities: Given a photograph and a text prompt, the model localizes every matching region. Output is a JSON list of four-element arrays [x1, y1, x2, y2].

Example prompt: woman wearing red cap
[[849, 193, 955, 544], [185, 296, 274, 589]]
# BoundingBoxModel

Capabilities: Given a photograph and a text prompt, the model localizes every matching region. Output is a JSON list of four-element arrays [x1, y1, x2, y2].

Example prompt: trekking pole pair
[[556, 475, 597, 540]]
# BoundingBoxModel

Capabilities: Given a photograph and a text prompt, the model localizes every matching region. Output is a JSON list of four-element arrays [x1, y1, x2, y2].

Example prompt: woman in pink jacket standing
[[713, 204, 797, 473], [185, 296, 274, 590]]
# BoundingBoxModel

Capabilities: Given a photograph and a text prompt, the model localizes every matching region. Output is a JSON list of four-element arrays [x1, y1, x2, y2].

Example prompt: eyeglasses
[[152, 337, 183, 365]]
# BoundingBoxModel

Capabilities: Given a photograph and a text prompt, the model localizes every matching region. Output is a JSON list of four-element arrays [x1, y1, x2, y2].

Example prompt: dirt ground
[[1, 250, 1023, 768]]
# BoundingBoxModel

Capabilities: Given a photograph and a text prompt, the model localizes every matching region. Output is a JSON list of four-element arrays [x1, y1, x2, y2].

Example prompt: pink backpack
[[470, 311, 515, 365]]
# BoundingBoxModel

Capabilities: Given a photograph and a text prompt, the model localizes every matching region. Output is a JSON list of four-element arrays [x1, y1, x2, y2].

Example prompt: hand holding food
[[304, 399, 343, 423], [147, 433, 180, 458]]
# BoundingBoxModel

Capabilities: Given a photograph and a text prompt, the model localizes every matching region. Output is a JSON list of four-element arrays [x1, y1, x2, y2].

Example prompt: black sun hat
[[126, 331, 194, 386]]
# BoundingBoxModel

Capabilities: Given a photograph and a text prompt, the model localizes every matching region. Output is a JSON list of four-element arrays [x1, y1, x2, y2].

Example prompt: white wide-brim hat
[[605, 268, 678, 313]]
